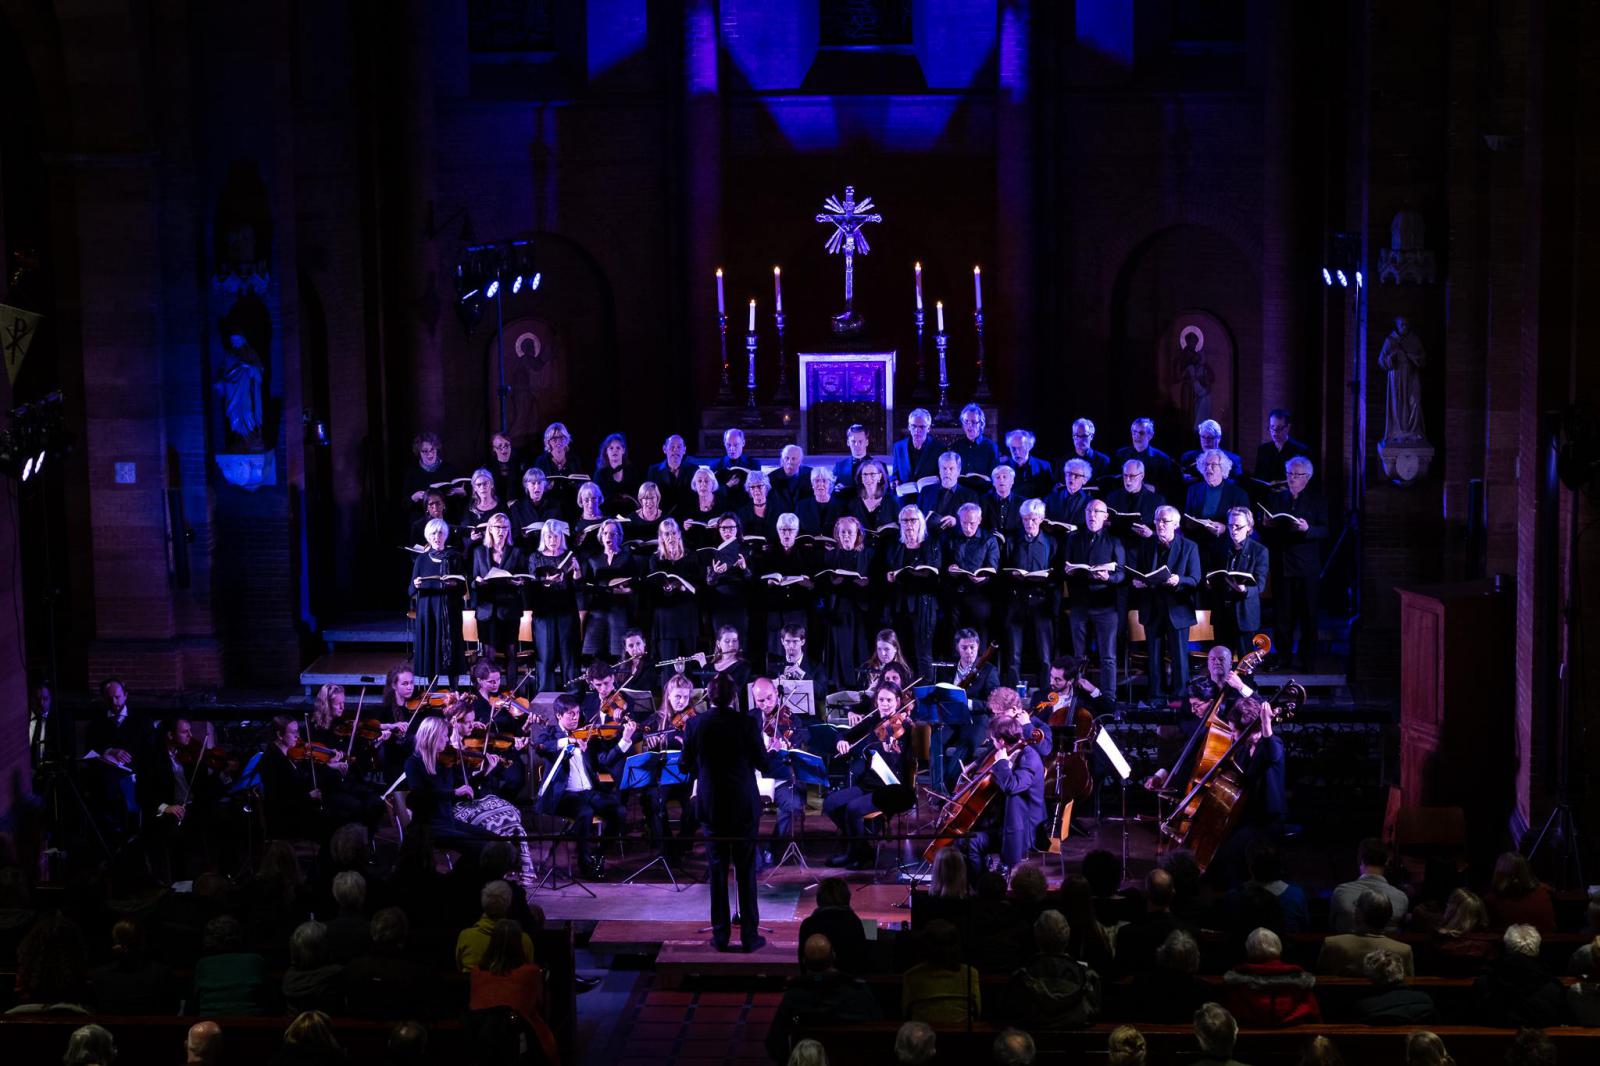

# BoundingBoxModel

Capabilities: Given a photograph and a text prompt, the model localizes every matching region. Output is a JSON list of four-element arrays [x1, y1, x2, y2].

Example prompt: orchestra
[[57, 406, 1318, 892]]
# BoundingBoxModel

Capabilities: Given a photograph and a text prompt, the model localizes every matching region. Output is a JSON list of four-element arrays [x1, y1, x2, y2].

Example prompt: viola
[[335, 717, 404, 743], [175, 739, 230, 771]]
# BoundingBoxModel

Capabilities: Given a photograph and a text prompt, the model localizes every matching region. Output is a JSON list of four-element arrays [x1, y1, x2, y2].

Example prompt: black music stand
[[619, 751, 690, 890], [762, 749, 829, 883], [912, 683, 974, 803]]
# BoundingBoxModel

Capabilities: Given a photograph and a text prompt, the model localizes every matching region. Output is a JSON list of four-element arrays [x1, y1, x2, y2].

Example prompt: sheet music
[[870, 751, 900, 787], [1095, 726, 1133, 780]]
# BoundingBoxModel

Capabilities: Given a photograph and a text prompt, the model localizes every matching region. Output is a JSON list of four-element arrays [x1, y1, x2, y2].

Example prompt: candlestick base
[[972, 377, 993, 402], [911, 312, 932, 402], [715, 313, 734, 404], [829, 310, 866, 336]]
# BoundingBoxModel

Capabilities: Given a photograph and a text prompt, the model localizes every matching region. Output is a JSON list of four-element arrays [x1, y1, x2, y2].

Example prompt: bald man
[[186, 1020, 223, 1065], [766, 935, 879, 1062]]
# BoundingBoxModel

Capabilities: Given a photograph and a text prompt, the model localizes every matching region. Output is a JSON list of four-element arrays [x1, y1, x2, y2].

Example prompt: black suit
[[532, 725, 624, 866], [645, 458, 697, 515], [1065, 528, 1126, 696], [1203, 536, 1270, 655], [1137, 533, 1202, 700], [1253, 438, 1312, 485], [1264, 488, 1328, 668], [682, 706, 768, 947]]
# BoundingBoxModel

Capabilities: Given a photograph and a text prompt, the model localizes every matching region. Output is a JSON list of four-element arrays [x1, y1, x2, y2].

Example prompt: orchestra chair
[[461, 611, 481, 673], [1123, 611, 1149, 697], [1188, 610, 1215, 671], [515, 610, 536, 669]]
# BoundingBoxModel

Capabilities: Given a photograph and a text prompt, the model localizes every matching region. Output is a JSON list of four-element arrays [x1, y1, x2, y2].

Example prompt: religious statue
[[1175, 325, 1214, 425], [1378, 317, 1427, 445], [815, 185, 882, 335], [216, 330, 265, 452]]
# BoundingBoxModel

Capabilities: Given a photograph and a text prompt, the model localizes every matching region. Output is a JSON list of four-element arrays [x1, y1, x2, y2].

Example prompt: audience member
[[1352, 948, 1436, 1024], [384, 1021, 429, 1066], [1058, 875, 1115, 975], [1426, 888, 1498, 975], [62, 1023, 117, 1066], [1298, 1035, 1343, 1066], [1403, 1031, 1454, 1066], [903, 919, 981, 1024], [0, 864, 36, 969], [469, 918, 546, 1028], [1116, 868, 1189, 976], [1328, 838, 1407, 933], [1472, 924, 1563, 1028], [1009, 909, 1101, 1029], [930, 846, 968, 899], [787, 1038, 829, 1066], [1567, 941, 1600, 1023], [89, 919, 178, 1014], [246, 841, 313, 964], [1161, 851, 1207, 926], [894, 1020, 936, 1066], [456, 879, 535, 971], [1221, 927, 1320, 1027], [799, 878, 870, 974], [1082, 849, 1137, 926], [968, 871, 1030, 973], [766, 935, 879, 1063], [1106, 1025, 1147, 1066], [191, 914, 269, 1016], [1009, 863, 1049, 914], [325, 870, 372, 963], [1484, 851, 1557, 934], [1504, 1028, 1557, 1066], [1192, 1002, 1247, 1066], [1316, 890, 1414, 977], [344, 906, 438, 1020], [1130, 928, 1210, 1023], [992, 1028, 1035, 1066], [185, 1020, 224, 1066], [8, 911, 89, 1013], [282, 921, 345, 1014], [1567, 932, 1600, 977], [271, 1009, 347, 1066]]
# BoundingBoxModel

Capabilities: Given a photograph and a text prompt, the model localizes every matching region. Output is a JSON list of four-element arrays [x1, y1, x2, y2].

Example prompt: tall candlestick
[[914, 261, 923, 310], [772, 298, 793, 404], [973, 303, 992, 402], [973, 265, 983, 311], [716, 308, 732, 404], [716, 268, 725, 315], [936, 300, 945, 333], [745, 326, 758, 411], [773, 266, 783, 313], [934, 323, 952, 424]]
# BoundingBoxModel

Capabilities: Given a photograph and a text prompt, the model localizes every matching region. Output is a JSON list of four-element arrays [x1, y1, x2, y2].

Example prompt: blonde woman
[[647, 518, 700, 662], [471, 513, 525, 671], [404, 717, 533, 884]]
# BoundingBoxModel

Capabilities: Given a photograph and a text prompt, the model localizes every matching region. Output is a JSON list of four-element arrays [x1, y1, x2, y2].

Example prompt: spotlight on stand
[[0, 391, 70, 484]]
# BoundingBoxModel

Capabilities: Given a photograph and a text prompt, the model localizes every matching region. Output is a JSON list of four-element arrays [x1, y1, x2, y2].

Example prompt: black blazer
[[1202, 536, 1270, 633], [1264, 488, 1328, 578], [1137, 533, 1202, 628], [681, 706, 767, 834]]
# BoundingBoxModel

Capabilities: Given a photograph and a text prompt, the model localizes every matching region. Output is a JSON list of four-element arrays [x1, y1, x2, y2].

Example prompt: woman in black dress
[[471, 513, 525, 672], [683, 467, 728, 551], [646, 518, 701, 664], [883, 505, 943, 680], [410, 518, 466, 686], [581, 518, 635, 660], [819, 516, 874, 690], [592, 432, 641, 509], [528, 521, 582, 693], [847, 459, 896, 542], [509, 468, 566, 549], [702, 512, 752, 650], [403, 717, 532, 881], [463, 468, 502, 545]]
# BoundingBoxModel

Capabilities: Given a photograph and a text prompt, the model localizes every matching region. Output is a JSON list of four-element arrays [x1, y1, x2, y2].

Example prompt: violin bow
[[303, 712, 321, 798], [346, 687, 366, 762]]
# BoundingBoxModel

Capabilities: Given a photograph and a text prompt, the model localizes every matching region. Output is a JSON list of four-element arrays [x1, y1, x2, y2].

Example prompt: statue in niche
[[1378, 316, 1427, 444], [1175, 325, 1214, 425], [216, 330, 265, 453]]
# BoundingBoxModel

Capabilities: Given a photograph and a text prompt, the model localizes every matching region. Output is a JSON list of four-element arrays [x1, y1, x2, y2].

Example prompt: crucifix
[[815, 185, 883, 334]]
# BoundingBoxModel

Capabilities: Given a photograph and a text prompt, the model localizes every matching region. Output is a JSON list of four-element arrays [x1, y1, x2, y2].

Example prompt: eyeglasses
[[909, 422, 931, 431]]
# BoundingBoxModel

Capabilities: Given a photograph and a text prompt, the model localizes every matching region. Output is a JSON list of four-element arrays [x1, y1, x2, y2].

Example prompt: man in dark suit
[[956, 715, 1045, 876], [1178, 419, 1243, 486], [891, 408, 940, 490], [645, 434, 696, 516], [952, 403, 1001, 484], [831, 424, 876, 496], [1114, 418, 1181, 504], [1045, 458, 1096, 530], [1253, 408, 1312, 487], [1134, 506, 1202, 702], [1203, 508, 1270, 656], [1182, 450, 1251, 546], [1262, 456, 1327, 669], [916, 452, 979, 534], [1000, 429, 1055, 500], [768, 445, 813, 514], [1068, 417, 1114, 486], [1064, 499, 1126, 698], [682, 673, 769, 952]]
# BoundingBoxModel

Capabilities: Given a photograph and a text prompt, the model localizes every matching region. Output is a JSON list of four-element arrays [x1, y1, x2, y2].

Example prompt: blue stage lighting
[[512, 275, 524, 294], [1322, 268, 1332, 286], [485, 278, 500, 299], [1336, 270, 1348, 287]]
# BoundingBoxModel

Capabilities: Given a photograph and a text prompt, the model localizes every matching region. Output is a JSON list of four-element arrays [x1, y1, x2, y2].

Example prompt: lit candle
[[914, 262, 923, 310], [748, 298, 756, 332], [973, 265, 983, 311], [936, 300, 945, 332], [716, 268, 725, 315], [773, 266, 783, 313]]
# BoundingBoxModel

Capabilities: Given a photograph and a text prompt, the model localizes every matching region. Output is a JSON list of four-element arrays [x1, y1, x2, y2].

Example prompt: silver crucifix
[[815, 185, 882, 334]]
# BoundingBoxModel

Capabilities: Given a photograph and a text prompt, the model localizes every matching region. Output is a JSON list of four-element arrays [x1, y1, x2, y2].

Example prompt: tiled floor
[[607, 984, 783, 1066]]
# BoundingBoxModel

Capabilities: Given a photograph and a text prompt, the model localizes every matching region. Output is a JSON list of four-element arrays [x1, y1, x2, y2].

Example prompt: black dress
[[581, 546, 636, 659], [646, 552, 702, 662], [819, 546, 874, 690], [471, 543, 527, 664], [410, 549, 465, 683], [529, 549, 581, 692], [702, 539, 753, 650]]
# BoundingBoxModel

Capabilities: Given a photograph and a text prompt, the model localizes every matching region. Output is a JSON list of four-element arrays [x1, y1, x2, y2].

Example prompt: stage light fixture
[[1336, 270, 1348, 288], [34, 450, 45, 477], [485, 278, 500, 299], [21, 455, 34, 481], [530, 272, 542, 290], [1355, 270, 1364, 288], [511, 275, 524, 294], [1322, 268, 1332, 286]]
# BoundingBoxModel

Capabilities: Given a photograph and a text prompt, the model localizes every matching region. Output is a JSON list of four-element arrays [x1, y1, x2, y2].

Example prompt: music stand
[[1094, 727, 1135, 882], [617, 689, 658, 724], [775, 679, 817, 718], [619, 751, 690, 890], [762, 749, 829, 883], [912, 683, 973, 802], [531, 746, 597, 898]]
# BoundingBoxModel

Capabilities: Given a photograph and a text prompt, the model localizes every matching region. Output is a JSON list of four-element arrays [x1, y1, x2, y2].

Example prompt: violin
[[568, 723, 625, 743], [175, 739, 230, 771], [670, 705, 700, 731], [873, 697, 916, 746], [764, 708, 795, 742], [286, 740, 342, 765], [403, 691, 453, 713], [435, 744, 486, 771]]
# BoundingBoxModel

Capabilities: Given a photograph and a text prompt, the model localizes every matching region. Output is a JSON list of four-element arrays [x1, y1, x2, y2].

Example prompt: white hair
[[1063, 458, 1093, 478], [897, 505, 927, 540], [1154, 504, 1180, 524], [1243, 926, 1282, 962], [811, 466, 836, 485], [776, 512, 800, 531], [1072, 417, 1095, 436], [957, 502, 984, 521], [424, 518, 449, 541], [1122, 459, 1145, 476], [1020, 498, 1046, 518], [1006, 428, 1037, 448], [1504, 923, 1542, 957], [1197, 448, 1234, 475], [1287, 455, 1314, 476], [1197, 419, 1223, 438], [939, 452, 962, 469], [907, 408, 932, 426], [781, 444, 803, 460]]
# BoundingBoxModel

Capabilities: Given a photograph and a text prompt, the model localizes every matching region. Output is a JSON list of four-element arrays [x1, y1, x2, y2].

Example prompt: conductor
[[682, 672, 769, 953]]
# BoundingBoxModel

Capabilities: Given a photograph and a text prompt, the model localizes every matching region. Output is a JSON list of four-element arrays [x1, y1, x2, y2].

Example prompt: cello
[[921, 722, 1043, 862], [1173, 679, 1305, 871], [1153, 633, 1273, 843]]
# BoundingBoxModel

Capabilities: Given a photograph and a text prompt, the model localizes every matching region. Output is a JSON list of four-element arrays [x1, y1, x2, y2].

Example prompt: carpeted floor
[[533, 881, 805, 922]]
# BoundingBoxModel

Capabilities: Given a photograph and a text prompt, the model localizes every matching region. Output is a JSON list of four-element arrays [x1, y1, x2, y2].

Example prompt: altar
[[798, 350, 896, 455]]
